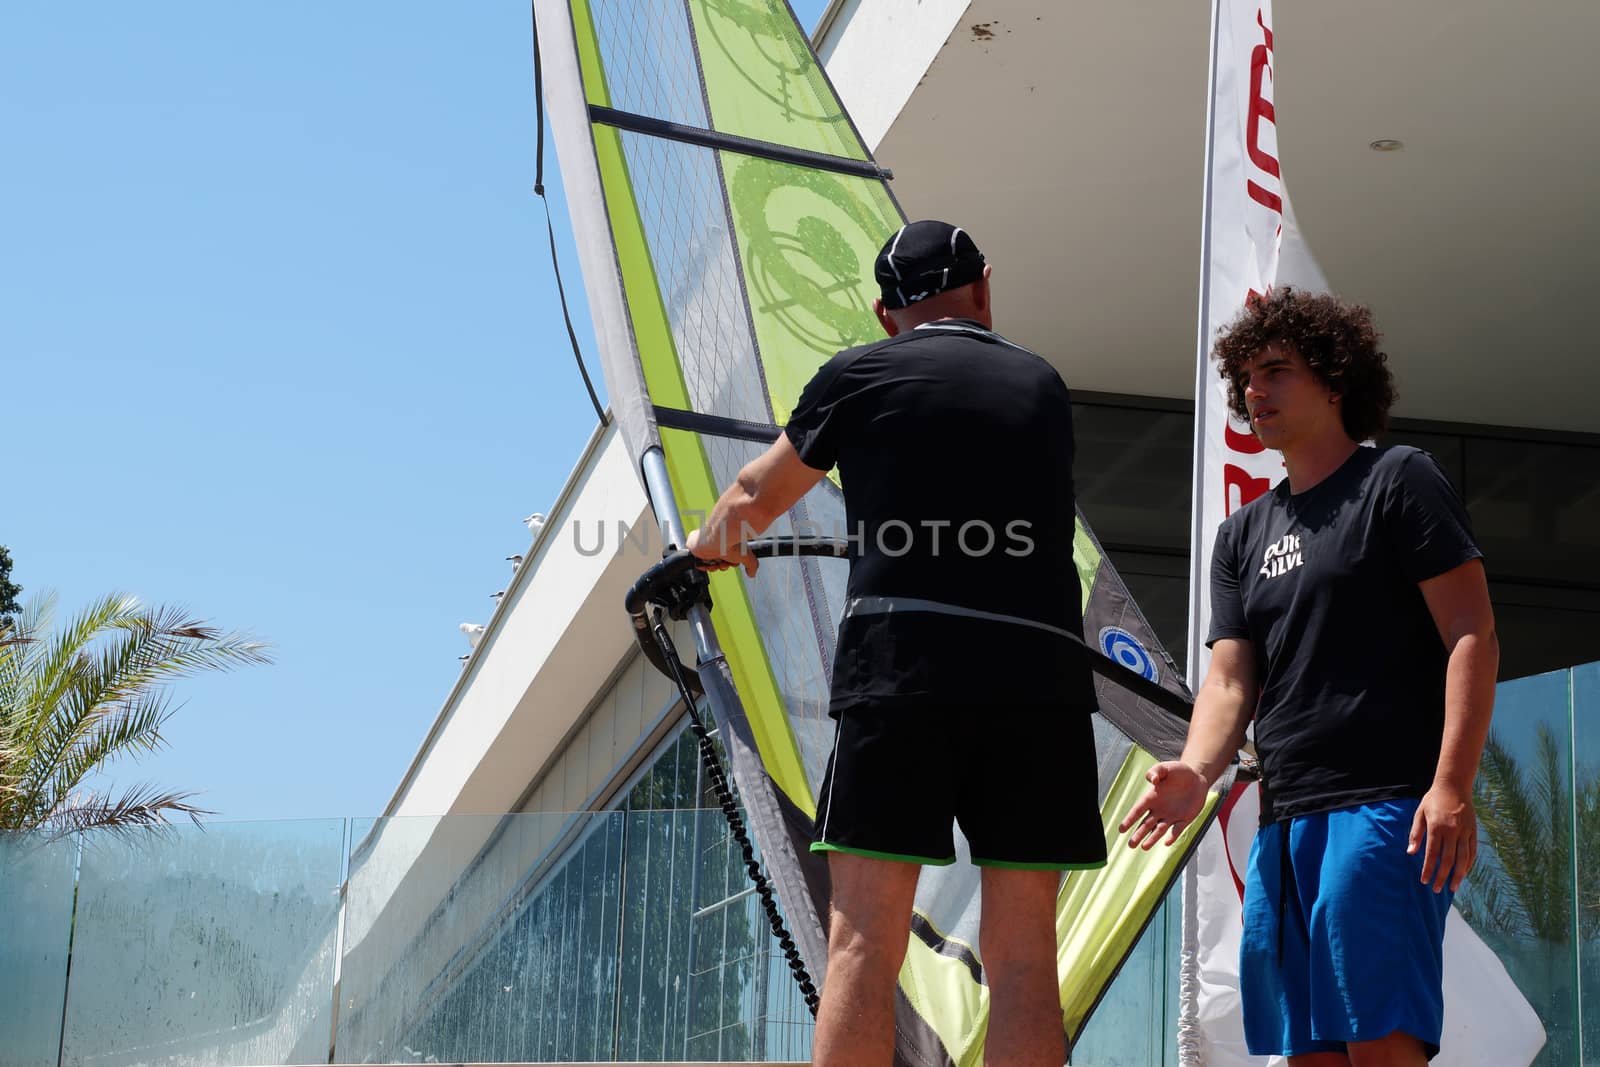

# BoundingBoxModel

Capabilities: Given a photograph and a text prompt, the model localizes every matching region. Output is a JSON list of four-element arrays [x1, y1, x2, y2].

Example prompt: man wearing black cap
[[689, 220, 1101, 1067]]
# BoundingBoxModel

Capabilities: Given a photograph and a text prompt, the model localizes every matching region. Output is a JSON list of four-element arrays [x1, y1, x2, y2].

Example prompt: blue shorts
[[1240, 799, 1453, 1060]]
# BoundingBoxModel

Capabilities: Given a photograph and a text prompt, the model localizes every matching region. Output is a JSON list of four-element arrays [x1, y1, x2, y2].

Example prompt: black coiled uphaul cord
[[647, 607, 819, 1016], [623, 538, 847, 1018]]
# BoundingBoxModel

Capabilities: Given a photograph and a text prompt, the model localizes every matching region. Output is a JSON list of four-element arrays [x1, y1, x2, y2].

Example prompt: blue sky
[[4, 0, 832, 821]]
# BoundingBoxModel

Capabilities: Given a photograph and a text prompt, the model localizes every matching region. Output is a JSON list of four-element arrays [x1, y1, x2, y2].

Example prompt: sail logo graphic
[[1259, 532, 1303, 579], [1099, 627, 1160, 683]]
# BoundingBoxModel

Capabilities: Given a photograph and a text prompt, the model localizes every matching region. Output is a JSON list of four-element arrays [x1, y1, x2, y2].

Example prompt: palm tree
[[0, 592, 271, 837], [1458, 721, 1600, 1065], [1461, 725, 1573, 941], [1463, 723, 1600, 943]]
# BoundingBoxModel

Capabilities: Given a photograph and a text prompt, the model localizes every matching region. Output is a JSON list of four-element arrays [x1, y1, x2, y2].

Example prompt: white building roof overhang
[[817, 0, 1600, 435]]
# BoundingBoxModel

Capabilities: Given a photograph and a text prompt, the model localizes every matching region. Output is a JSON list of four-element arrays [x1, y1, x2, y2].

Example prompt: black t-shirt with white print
[[1206, 445, 1482, 823], [784, 318, 1096, 715]]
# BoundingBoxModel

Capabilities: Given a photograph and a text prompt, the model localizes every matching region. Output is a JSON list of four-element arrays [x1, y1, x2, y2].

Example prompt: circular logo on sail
[[731, 160, 889, 356], [1099, 626, 1159, 683]]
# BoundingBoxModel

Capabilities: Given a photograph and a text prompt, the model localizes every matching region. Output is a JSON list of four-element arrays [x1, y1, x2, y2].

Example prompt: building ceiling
[[855, 0, 1600, 433]]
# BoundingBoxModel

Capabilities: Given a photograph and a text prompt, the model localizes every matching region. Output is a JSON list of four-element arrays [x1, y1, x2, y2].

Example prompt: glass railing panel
[[1573, 662, 1598, 1065], [7, 787, 1439, 1065], [615, 808, 651, 1060], [0, 832, 79, 1067], [685, 809, 811, 1063], [751, 911, 816, 1064], [58, 819, 345, 1067], [335, 811, 611, 1064], [333, 808, 808, 1064], [686, 824, 753, 1059], [1456, 667, 1577, 1065], [615, 805, 699, 1060]]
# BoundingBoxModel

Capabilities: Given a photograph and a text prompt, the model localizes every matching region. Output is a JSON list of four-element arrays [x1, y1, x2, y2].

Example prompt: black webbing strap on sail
[[629, 536, 1195, 723], [530, 2, 607, 425], [588, 104, 893, 181], [652, 405, 783, 445]]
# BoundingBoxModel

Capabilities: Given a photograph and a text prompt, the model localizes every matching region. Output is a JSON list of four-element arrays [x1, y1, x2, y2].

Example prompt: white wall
[[814, 0, 972, 151]]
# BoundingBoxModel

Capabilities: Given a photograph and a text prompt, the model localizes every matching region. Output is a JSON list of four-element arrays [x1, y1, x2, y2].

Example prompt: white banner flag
[[1185, 0, 1323, 689], [1179, 2, 1546, 1065]]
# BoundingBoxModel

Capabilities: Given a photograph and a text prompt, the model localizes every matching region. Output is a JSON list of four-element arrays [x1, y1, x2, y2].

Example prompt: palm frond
[[0, 733, 21, 803], [0, 631, 34, 714], [103, 602, 272, 680], [45, 690, 180, 807], [13, 605, 270, 819], [0, 591, 271, 833], [1576, 774, 1600, 940], [15, 593, 140, 756], [40, 781, 211, 840], [1457, 842, 1532, 937], [1472, 726, 1576, 943]]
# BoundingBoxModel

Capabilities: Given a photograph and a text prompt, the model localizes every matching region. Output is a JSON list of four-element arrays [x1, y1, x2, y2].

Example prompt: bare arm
[[686, 434, 827, 576], [1120, 638, 1258, 848], [1179, 638, 1259, 785], [1410, 558, 1498, 891]]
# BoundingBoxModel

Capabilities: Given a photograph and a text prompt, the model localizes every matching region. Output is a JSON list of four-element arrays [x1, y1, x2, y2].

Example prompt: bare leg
[[978, 867, 1063, 1067], [812, 852, 922, 1067], [1288, 1053, 1351, 1066], [1347, 1031, 1429, 1067]]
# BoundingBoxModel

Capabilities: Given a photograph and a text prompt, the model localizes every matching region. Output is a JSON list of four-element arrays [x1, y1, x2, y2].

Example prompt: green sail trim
[[660, 429, 815, 817], [1074, 518, 1102, 614], [570, 0, 610, 110]]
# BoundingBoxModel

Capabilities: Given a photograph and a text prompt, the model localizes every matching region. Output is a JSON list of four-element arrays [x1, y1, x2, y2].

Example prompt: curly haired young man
[[1121, 288, 1498, 1066]]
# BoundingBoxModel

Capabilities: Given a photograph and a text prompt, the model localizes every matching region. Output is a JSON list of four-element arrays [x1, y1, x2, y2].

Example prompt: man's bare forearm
[[1180, 680, 1255, 786], [697, 470, 767, 557], [1434, 630, 1498, 792], [691, 436, 825, 562]]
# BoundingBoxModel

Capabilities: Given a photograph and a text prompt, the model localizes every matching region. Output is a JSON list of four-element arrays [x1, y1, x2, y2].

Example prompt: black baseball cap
[[874, 220, 986, 310]]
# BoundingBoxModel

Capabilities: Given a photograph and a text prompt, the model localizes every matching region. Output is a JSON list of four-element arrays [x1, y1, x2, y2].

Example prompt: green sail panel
[[688, 0, 871, 160], [722, 153, 900, 425], [536, 0, 1230, 1062]]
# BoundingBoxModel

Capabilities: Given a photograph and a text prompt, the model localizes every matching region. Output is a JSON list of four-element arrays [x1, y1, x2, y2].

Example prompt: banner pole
[[1179, 0, 1226, 1062], [1186, 0, 1224, 698]]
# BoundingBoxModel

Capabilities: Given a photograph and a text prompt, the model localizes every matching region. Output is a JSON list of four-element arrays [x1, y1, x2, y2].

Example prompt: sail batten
[[590, 104, 893, 180]]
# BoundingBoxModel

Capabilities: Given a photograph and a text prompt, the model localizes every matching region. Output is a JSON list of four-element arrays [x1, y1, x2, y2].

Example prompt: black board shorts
[[809, 702, 1107, 870]]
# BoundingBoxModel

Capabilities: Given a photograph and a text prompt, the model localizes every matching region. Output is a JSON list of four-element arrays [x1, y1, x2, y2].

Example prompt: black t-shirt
[[784, 319, 1095, 714], [1207, 445, 1482, 823]]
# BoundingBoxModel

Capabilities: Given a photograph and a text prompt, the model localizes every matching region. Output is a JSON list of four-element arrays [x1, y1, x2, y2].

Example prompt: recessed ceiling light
[[1369, 139, 1404, 152]]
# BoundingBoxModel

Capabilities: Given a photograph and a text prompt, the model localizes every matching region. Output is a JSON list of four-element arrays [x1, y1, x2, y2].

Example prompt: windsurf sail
[[531, 1, 1229, 1061]]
